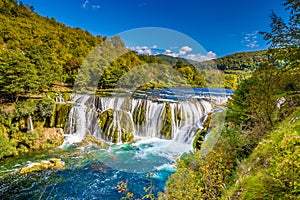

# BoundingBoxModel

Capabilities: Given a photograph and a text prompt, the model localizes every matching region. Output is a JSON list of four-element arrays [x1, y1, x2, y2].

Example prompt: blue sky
[[21, 0, 288, 58]]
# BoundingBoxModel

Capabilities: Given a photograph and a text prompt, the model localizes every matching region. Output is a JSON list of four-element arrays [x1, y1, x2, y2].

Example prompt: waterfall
[[27, 115, 34, 132], [64, 90, 230, 145], [64, 95, 92, 144]]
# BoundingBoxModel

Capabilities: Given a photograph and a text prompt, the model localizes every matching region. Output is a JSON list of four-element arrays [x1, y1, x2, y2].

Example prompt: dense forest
[[0, 0, 105, 101]]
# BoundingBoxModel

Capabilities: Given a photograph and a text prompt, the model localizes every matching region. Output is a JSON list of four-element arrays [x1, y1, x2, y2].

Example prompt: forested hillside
[[156, 50, 267, 71], [154, 50, 267, 89], [0, 0, 104, 101]]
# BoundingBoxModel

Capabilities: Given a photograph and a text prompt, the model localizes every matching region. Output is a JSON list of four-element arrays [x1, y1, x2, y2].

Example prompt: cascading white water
[[27, 115, 34, 132], [64, 91, 230, 145], [64, 95, 92, 144]]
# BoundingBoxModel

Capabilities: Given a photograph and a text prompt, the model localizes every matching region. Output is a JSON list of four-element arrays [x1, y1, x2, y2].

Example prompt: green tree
[[261, 0, 300, 91], [227, 63, 278, 130], [12, 99, 37, 132], [0, 124, 16, 159], [0, 49, 40, 101]]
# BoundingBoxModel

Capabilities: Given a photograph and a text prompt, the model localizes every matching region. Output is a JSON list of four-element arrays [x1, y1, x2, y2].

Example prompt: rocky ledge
[[19, 158, 65, 174]]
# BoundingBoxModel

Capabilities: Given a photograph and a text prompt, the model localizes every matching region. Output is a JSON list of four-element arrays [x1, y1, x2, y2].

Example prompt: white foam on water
[[155, 163, 176, 172], [61, 91, 230, 172]]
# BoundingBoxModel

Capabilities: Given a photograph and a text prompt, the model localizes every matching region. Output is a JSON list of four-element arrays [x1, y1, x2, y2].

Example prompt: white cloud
[[243, 31, 259, 48], [165, 52, 179, 57], [179, 46, 192, 55], [184, 51, 217, 62], [128, 45, 216, 62], [83, 0, 101, 9], [246, 41, 258, 48], [82, 0, 89, 8], [165, 49, 172, 54], [131, 46, 153, 55], [92, 5, 101, 9], [164, 49, 179, 57], [164, 47, 216, 62], [129, 45, 167, 55]]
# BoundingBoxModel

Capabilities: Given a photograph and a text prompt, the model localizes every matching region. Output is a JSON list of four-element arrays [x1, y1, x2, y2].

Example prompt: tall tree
[[0, 49, 40, 101], [261, 0, 300, 80]]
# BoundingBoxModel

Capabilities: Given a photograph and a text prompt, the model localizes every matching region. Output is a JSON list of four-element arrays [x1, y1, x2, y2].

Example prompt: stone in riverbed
[[76, 133, 107, 148], [19, 158, 65, 174]]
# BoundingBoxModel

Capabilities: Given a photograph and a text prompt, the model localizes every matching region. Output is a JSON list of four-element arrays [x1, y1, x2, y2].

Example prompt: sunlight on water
[[0, 139, 178, 200]]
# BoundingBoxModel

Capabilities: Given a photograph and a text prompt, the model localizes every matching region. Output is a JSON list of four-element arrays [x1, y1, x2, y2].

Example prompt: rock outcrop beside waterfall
[[0, 99, 72, 160]]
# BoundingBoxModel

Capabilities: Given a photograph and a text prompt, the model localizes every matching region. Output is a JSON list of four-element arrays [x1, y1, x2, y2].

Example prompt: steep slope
[[0, 0, 104, 100], [225, 107, 300, 199]]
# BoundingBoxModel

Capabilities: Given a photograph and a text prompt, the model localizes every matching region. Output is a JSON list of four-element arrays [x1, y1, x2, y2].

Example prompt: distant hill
[[154, 54, 188, 66], [212, 50, 267, 70], [152, 50, 267, 89], [155, 50, 267, 71]]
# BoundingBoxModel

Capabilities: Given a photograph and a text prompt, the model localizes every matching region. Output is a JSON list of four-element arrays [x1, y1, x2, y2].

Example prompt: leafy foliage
[[226, 109, 300, 199], [117, 171, 157, 200], [227, 63, 279, 130], [0, 0, 104, 100], [0, 97, 69, 159], [162, 1, 300, 199]]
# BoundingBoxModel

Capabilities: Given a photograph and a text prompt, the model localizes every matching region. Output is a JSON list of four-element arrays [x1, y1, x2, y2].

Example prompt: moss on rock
[[98, 109, 114, 140], [8, 128, 64, 157], [121, 130, 134, 143], [32, 128, 64, 149], [76, 133, 106, 148], [119, 112, 134, 143], [133, 100, 146, 125], [0, 124, 17, 159], [98, 109, 134, 143], [0, 96, 71, 160], [50, 103, 72, 129], [193, 129, 206, 150], [193, 113, 212, 150], [19, 158, 65, 174], [174, 104, 183, 124], [160, 102, 172, 139]]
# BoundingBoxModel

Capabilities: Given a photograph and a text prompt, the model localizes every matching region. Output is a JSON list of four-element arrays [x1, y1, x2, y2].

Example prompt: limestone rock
[[76, 133, 107, 148], [32, 128, 64, 149], [19, 158, 65, 174]]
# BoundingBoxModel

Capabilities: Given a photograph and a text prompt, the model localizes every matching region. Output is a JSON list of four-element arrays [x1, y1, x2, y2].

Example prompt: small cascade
[[64, 90, 230, 145], [55, 93, 65, 103], [27, 115, 34, 132], [64, 95, 92, 144]]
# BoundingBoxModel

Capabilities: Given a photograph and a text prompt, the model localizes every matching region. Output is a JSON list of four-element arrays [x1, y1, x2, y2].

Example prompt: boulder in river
[[19, 158, 65, 174]]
